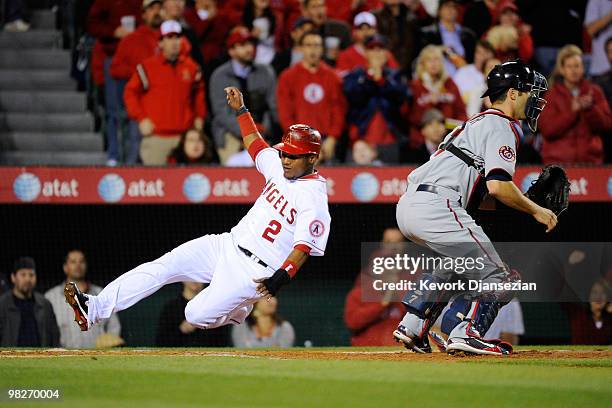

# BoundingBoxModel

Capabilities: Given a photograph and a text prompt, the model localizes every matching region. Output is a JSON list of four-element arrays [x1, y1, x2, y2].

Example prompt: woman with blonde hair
[[409, 45, 467, 151], [538, 44, 612, 164]]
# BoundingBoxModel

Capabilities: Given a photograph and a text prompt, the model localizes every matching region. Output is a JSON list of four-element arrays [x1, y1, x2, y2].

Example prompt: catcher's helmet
[[481, 59, 547, 131], [274, 124, 321, 155]]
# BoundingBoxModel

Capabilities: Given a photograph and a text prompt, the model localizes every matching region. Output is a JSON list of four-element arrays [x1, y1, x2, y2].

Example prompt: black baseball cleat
[[64, 282, 89, 331], [446, 337, 513, 356], [393, 325, 432, 353]]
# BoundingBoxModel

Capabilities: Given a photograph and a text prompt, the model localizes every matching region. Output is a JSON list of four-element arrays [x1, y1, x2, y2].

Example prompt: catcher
[[394, 60, 569, 356]]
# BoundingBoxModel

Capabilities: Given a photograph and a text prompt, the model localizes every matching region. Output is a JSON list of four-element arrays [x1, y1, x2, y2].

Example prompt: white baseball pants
[[86, 233, 273, 329]]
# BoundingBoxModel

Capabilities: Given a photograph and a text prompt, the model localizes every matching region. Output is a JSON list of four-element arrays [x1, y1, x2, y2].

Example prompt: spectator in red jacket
[[335, 11, 399, 78], [344, 228, 406, 347], [539, 45, 612, 164], [409, 45, 467, 149], [87, 0, 143, 166], [124, 20, 206, 165], [277, 31, 347, 162], [110, 0, 163, 164], [111, 1, 162, 81], [183, 0, 235, 72]]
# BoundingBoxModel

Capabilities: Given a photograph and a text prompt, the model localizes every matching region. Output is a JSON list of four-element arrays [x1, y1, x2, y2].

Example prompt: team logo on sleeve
[[309, 220, 325, 237], [499, 145, 516, 162]]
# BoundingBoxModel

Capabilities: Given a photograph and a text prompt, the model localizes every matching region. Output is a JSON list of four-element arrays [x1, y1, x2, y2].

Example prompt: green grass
[[1, 347, 611, 408]]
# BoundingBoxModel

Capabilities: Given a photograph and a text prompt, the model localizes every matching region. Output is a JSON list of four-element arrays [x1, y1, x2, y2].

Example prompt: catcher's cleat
[[393, 325, 432, 353], [64, 282, 89, 331], [446, 337, 513, 356], [428, 331, 448, 352]]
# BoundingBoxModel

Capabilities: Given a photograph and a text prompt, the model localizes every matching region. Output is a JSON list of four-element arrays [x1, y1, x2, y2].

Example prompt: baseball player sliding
[[64, 87, 331, 333], [394, 60, 557, 356]]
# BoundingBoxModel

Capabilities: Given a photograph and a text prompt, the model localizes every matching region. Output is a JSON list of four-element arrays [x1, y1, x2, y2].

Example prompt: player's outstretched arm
[[225, 86, 267, 152], [486, 180, 558, 233], [254, 248, 309, 300]]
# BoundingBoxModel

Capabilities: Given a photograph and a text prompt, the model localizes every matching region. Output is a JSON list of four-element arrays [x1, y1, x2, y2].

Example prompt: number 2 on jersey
[[262, 220, 282, 243]]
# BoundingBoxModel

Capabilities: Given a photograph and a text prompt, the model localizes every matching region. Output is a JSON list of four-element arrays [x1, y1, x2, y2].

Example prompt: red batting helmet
[[274, 124, 321, 155]]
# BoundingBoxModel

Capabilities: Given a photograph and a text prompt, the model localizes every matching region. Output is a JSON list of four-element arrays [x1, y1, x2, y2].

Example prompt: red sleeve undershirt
[[246, 137, 268, 161]]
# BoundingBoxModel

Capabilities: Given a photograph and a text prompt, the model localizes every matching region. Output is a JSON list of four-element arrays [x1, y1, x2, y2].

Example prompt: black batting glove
[[258, 269, 291, 297]]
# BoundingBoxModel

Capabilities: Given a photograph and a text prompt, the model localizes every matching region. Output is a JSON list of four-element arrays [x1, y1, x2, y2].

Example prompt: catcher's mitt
[[525, 165, 570, 216]]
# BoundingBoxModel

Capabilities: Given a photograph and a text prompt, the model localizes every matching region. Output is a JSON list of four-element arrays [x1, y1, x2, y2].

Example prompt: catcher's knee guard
[[400, 274, 449, 337], [444, 267, 518, 338], [442, 293, 505, 338]]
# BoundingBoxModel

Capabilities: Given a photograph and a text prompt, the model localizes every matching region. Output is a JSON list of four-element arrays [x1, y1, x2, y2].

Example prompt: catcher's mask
[[482, 60, 548, 132], [523, 71, 548, 132]]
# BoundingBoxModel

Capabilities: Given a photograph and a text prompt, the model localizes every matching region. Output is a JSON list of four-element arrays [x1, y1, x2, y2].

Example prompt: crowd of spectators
[[36, 0, 609, 166], [0, 252, 123, 348]]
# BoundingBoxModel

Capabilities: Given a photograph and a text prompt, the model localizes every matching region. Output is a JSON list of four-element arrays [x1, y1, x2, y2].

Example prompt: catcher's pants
[[396, 185, 507, 337], [87, 233, 273, 329], [396, 184, 505, 279]]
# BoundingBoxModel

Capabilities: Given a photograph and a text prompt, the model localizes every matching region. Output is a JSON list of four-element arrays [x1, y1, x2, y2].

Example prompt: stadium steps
[[0, 30, 62, 49], [0, 69, 75, 90], [0, 131, 102, 151], [0, 112, 94, 132], [0, 49, 71, 70], [0, 151, 107, 165], [0, 91, 87, 112], [0, 8, 101, 165]]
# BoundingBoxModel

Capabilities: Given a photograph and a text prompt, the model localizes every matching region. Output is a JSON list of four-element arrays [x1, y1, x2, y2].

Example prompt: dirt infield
[[1, 348, 611, 362]]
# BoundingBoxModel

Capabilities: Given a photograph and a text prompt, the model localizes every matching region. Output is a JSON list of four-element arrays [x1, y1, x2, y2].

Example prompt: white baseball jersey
[[231, 147, 331, 269], [407, 108, 521, 209]]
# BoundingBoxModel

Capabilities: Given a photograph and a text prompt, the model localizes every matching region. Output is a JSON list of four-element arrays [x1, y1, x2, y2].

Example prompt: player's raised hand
[[225, 87, 245, 111]]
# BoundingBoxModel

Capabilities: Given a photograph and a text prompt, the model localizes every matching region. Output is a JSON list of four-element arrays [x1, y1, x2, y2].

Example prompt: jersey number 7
[[262, 220, 282, 243]]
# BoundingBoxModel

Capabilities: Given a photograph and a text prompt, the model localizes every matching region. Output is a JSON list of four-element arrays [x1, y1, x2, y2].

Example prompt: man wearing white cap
[[124, 20, 206, 165], [336, 11, 399, 77]]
